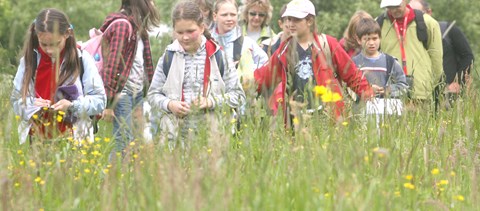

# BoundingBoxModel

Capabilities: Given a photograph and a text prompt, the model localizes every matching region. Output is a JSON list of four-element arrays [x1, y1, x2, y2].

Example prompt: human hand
[[34, 98, 52, 108], [371, 84, 385, 95], [168, 100, 191, 118], [102, 109, 115, 122], [51, 99, 73, 112], [447, 82, 461, 93], [192, 96, 213, 109]]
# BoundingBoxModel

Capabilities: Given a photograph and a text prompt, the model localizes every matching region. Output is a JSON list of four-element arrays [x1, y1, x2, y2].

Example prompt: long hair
[[195, 0, 215, 28], [342, 10, 373, 51], [20, 8, 80, 103], [240, 0, 273, 28], [172, 1, 212, 40], [121, 0, 160, 39]]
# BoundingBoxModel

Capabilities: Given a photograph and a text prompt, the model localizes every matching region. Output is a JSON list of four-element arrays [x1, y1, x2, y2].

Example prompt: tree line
[[0, 0, 478, 77]]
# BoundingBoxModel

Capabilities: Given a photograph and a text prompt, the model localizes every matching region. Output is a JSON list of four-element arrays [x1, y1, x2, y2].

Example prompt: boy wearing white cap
[[254, 0, 374, 126]]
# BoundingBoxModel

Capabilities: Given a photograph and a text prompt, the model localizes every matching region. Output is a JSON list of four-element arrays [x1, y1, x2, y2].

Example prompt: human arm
[[209, 52, 246, 109], [10, 57, 41, 121], [448, 25, 474, 83], [387, 60, 408, 98]]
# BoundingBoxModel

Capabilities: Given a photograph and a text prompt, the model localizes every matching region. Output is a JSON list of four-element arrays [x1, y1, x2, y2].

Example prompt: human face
[[247, 6, 267, 30], [174, 19, 205, 54], [386, 0, 407, 19], [37, 32, 68, 58], [214, 2, 238, 34], [285, 16, 311, 39], [358, 33, 380, 58]]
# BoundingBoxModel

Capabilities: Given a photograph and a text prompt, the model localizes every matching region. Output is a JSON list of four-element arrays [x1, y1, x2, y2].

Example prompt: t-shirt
[[125, 38, 145, 93], [288, 43, 317, 109]]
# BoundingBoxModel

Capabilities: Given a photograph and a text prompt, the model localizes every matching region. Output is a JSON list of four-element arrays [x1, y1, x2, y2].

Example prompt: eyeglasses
[[249, 12, 266, 17]]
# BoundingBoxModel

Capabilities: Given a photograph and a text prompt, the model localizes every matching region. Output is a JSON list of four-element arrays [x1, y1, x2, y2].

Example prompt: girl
[[211, 0, 268, 86], [147, 1, 246, 146], [195, 0, 215, 31], [100, 0, 160, 156], [11, 8, 106, 144], [254, 0, 374, 126], [340, 11, 374, 57], [240, 0, 276, 45]]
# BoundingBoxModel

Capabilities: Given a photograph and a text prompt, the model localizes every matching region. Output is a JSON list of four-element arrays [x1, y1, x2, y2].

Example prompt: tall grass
[[1, 72, 479, 210]]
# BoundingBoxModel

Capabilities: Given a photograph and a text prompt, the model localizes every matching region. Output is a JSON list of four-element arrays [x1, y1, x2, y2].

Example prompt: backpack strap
[[106, 18, 133, 41], [233, 36, 244, 68], [317, 33, 332, 68], [377, 11, 428, 50], [385, 54, 395, 80], [162, 49, 225, 78], [413, 9, 428, 49]]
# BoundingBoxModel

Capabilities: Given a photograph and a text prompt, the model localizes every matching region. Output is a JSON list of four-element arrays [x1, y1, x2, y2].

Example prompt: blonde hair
[[240, 0, 273, 28]]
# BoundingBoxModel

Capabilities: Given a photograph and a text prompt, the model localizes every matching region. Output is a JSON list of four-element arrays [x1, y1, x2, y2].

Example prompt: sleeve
[[10, 57, 41, 121], [147, 53, 171, 113], [327, 36, 374, 99], [210, 51, 246, 109], [101, 21, 132, 107], [388, 60, 409, 98], [426, 16, 444, 83], [74, 51, 107, 116], [449, 25, 474, 77], [254, 47, 283, 93], [251, 41, 269, 69]]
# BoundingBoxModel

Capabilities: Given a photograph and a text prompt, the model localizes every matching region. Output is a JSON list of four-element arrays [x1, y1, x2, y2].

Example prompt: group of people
[[11, 0, 474, 158]]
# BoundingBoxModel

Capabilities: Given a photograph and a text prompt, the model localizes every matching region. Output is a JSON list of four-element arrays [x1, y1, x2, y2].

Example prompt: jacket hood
[[211, 25, 243, 44]]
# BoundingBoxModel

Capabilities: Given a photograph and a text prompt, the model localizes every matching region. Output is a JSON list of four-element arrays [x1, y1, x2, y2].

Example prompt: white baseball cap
[[282, 0, 316, 19], [380, 0, 403, 8]]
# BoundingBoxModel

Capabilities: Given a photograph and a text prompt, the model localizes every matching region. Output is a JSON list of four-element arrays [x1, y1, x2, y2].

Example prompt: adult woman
[[240, 0, 276, 45]]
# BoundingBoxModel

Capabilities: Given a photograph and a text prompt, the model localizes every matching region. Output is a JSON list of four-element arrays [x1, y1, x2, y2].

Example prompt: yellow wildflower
[[94, 137, 101, 142], [40, 180, 45, 185], [450, 171, 456, 177], [438, 180, 449, 185], [14, 183, 20, 187], [403, 182, 415, 190], [56, 115, 63, 122], [32, 114, 38, 119], [207, 148, 212, 154], [394, 191, 401, 197], [17, 150, 23, 155], [431, 168, 440, 175], [313, 85, 327, 96], [104, 137, 111, 143], [292, 117, 299, 125], [405, 175, 413, 180], [84, 169, 91, 174], [455, 195, 465, 201], [129, 141, 135, 146], [34, 177, 41, 183], [58, 111, 65, 116], [342, 121, 348, 126], [15, 115, 20, 121]]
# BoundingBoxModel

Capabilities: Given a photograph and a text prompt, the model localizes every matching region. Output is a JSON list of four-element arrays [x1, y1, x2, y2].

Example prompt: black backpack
[[376, 9, 428, 49]]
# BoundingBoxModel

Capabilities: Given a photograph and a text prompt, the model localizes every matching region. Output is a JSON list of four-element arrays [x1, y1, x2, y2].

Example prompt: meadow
[[1, 71, 479, 210]]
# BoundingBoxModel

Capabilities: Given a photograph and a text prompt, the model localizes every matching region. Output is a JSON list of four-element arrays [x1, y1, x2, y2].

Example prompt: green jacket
[[380, 13, 443, 100], [242, 25, 276, 45]]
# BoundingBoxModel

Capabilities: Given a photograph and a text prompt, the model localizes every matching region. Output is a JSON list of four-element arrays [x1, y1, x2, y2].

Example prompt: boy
[[352, 18, 408, 115], [353, 18, 408, 99]]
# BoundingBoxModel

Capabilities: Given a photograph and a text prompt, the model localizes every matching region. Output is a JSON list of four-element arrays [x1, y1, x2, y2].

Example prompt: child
[[99, 0, 160, 157], [352, 18, 408, 115], [147, 1, 246, 146], [11, 8, 106, 144], [261, 4, 291, 56], [352, 18, 408, 100], [254, 0, 374, 126]]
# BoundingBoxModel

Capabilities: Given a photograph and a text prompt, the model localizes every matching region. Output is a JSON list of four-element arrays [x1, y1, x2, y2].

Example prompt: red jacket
[[100, 13, 154, 107], [254, 33, 374, 120]]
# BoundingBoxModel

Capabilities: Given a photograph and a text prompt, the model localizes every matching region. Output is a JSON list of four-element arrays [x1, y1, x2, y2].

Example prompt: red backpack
[[79, 19, 132, 73]]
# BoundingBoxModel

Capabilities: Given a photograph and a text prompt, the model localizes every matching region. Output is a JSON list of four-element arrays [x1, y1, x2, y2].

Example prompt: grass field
[[1, 72, 479, 210]]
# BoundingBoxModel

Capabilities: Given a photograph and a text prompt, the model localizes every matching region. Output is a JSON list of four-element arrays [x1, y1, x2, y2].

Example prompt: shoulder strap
[[214, 50, 225, 77], [413, 9, 428, 49], [106, 18, 133, 41], [233, 36, 244, 64], [376, 12, 387, 28], [162, 50, 175, 77], [317, 33, 332, 68], [385, 54, 395, 79]]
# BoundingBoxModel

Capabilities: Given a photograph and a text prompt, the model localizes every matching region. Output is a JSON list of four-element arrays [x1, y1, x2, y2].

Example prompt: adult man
[[409, 0, 474, 94], [377, 0, 443, 102]]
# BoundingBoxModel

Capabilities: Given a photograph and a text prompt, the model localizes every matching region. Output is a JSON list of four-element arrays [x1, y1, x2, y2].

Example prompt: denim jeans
[[113, 90, 144, 152]]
